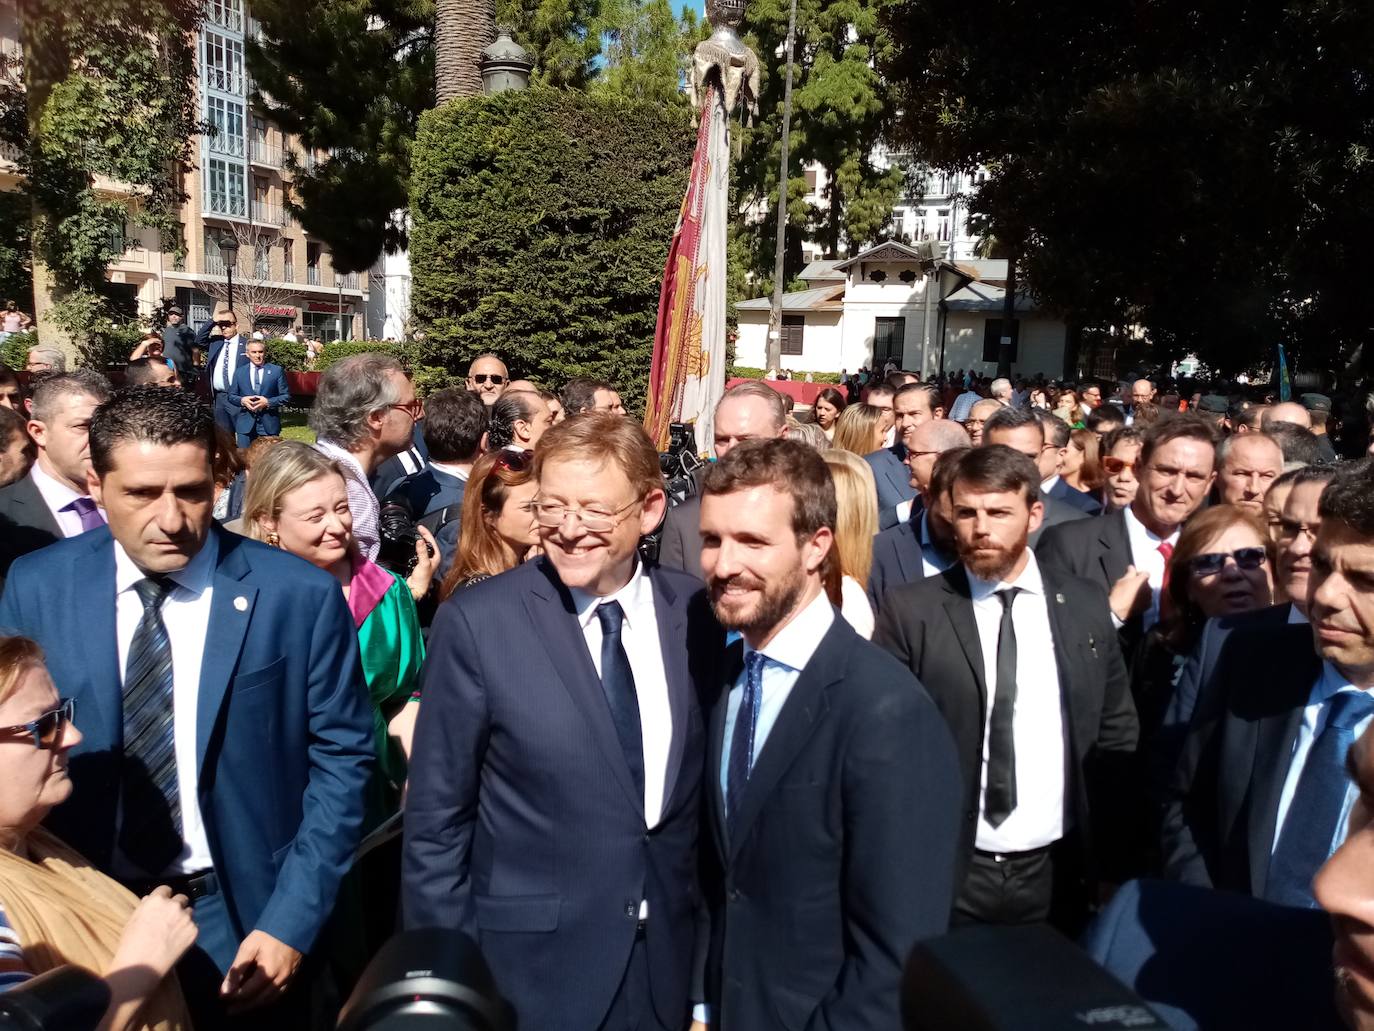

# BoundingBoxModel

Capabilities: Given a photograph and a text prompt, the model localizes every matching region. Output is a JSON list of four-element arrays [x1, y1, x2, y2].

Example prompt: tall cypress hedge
[[409, 87, 693, 414]]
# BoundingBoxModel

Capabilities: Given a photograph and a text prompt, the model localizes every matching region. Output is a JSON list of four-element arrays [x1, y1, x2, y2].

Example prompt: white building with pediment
[[734, 240, 1070, 379]]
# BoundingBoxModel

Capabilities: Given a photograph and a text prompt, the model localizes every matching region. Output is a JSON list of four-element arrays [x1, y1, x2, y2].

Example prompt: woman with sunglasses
[[1130, 506, 1274, 740], [243, 441, 430, 825], [0, 636, 198, 1029], [438, 449, 541, 597]]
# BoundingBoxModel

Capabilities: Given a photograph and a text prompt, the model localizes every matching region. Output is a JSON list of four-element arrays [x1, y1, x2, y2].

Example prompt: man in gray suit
[[658, 380, 787, 577], [982, 405, 1088, 546]]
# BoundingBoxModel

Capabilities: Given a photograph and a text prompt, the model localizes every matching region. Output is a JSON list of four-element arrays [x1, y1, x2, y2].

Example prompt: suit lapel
[[709, 641, 745, 861], [197, 532, 257, 773], [728, 621, 847, 862], [1098, 510, 1131, 584], [941, 567, 988, 714], [650, 570, 691, 810], [524, 561, 643, 814], [73, 537, 122, 750], [15, 473, 61, 537]]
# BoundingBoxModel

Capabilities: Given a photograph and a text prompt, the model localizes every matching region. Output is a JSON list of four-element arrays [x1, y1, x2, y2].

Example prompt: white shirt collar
[[113, 529, 219, 597], [1123, 503, 1179, 547], [745, 588, 835, 673], [571, 559, 652, 631], [429, 460, 470, 482], [966, 548, 1046, 601], [1043, 474, 1062, 492], [28, 460, 84, 512]]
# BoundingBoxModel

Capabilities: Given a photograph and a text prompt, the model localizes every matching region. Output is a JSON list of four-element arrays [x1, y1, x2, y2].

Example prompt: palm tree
[[435, 0, 495, 104]]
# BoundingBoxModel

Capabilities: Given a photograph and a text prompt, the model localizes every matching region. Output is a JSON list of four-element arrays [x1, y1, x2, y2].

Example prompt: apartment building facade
[[0, 0, 367, 339]]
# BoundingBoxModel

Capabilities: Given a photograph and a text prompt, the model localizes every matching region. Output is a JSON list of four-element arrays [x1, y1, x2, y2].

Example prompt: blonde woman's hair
[[821, 449, 877, 590], [242, 440, 346, 542], [831, 402, 884, 457], [0, 636, 45, 707]]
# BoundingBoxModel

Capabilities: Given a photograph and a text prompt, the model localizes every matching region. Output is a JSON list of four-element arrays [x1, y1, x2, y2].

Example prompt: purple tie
[[65, 496, 106, 532]]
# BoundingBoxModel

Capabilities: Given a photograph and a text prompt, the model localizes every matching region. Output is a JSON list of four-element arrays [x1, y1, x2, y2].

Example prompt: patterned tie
[[596, 602, 644, 803], [1266, 690, 1374, 908], [218, 336, 233, 391], [64, 496, 106, 532], [1157, 541, 1175, 621], [727, 651, 767, 836], [119, 577, 183, 874], [984, 587, 1021, 827]]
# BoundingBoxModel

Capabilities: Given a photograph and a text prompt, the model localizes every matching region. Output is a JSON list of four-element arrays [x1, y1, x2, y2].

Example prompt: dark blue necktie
[[727, 651, 767, 836], [119, 577, 183, 874], [596, 602, 644, 803], [1266, 690, 1374, 907]]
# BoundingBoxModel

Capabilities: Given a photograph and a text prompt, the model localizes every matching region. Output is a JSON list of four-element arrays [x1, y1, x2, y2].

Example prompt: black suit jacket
[[0, 472, 62, 588], [1159, 619, 1321, 897], [658, 492, 702, 578], [873, 562, 1139, 884], [403, 558, 723, 1031], [1046, 476, 1103, 516], [1035, 507, 1144, 655], [864, 445, 917, 530], [703, 616, 961, 1030], [867, 498, 930, 612]]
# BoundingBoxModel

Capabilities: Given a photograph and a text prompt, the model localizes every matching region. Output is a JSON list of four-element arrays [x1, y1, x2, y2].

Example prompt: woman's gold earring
[[266, 532, 281, 548]]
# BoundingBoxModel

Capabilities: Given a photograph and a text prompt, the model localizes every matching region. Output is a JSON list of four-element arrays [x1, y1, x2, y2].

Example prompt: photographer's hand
[[406, 524, 439, 601]]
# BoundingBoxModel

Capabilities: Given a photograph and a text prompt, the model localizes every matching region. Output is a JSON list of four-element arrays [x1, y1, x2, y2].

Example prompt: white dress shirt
[[112, 534, 217, 877], [27, 462, 95, 539], [719, 589, 835, 802], [967, 552, 1067, 853], [1123, 505, 1179, 631], [570, 561, 673, 830], [1272, 662, 1374, 855], [211, 334, 242, 392]]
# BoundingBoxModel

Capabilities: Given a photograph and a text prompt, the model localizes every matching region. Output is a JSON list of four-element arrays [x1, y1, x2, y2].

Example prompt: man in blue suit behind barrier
[[228, 338, 290, 447], [0, 386, 374, 1028], [403, 412, 724, 1031]]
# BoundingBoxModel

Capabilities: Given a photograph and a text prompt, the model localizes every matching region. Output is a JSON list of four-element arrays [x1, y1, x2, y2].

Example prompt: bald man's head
[[1263, 402, 1311, 429], [905, 418, 973, 495]]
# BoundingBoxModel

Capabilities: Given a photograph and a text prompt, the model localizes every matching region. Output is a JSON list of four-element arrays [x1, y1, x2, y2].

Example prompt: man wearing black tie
[[1162, 461, 1374, 905], [200, 307, 247, 434], [403, 413, 723, 1031], [697, 438, 960, 1030], [875, 446, 1137, 930]]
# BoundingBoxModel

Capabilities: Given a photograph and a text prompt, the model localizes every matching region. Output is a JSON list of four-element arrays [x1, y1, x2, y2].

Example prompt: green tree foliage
[[497, 0, 600, 87], [0, 191, 32, 311], [735, 0, 906, 284], [248, 0, 435, 273], [409, 87, 692, 411], [594, 0, 697, 107], [887, 0, 1374, 374], [14, 0, 201, 350]]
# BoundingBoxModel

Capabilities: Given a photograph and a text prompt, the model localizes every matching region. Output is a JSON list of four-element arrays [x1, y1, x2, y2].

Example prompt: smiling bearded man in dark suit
[[697, 437, 961, 1030], [403, 412, 724, 1031]]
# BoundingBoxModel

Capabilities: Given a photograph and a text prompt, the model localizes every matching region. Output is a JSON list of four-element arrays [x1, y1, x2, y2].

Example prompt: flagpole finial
[[690, 0, 760, 125]]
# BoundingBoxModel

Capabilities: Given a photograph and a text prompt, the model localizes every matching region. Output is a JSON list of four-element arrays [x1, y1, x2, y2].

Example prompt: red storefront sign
[[253, 304, 297, 317], [306, 301, 352, 313]]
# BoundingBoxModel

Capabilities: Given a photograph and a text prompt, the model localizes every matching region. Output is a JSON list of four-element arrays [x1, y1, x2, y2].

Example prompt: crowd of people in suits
[[0, 332, 1371, 1031]]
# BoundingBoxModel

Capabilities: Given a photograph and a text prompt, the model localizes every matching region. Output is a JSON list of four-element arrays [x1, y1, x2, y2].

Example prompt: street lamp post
[[338, 279, 345, 341], [218, 234, 240, 320], [765, 0, 799, 375]]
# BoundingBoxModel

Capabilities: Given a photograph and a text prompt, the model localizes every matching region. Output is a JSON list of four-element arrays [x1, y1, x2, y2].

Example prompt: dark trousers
[[953, 836, 1090, 936], [596, 930, 674, 1031], [212, 391, 236, 434]]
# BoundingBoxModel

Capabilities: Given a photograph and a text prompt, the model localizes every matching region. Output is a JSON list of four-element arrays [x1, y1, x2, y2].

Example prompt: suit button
[[624, 903, 637, 918]]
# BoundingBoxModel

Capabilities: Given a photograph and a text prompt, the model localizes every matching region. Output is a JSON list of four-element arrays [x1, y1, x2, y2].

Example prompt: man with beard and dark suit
[[1161, 461, 1374, 907], [980, 406, 1088, 548], [403, 413, 724, 1031], [697, 437, 960, 1030], [867, 420, 969, 611], [1037, 414, 1217, 658], [874, 446, 1138, 931]]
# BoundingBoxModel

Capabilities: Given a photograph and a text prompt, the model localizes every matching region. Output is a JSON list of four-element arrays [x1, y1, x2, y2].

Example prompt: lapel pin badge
[[233, 596, 249, 612], [1056, 593, 1066, 604]]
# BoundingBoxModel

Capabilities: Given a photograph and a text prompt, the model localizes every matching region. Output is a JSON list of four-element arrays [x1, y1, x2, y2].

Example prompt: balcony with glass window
[[207, 0, 244, 33], [251, 201, 292, 228], [283, 263, 295, 283], [203, 249, 238, 276], [205, 191, 247, 218], [249, 140, 283, 169], [208, 133, 245, 159], [307, 266, 321, 285], [336, 272, 359, 291]]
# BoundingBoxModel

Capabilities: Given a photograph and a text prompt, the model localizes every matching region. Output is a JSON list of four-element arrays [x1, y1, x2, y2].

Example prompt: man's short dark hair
[[1318, 459, 1374, 536], [883, 371, 910, 391], [30, 369, 113, 424], [703, 437, 835, 538], [0, 405, 29, 453], [1286, 463, 1338, 492], [1231, 405, 1266, 432], [89, 386, 215, 477], [1265, 421, 1324, 467], [983, 404, 1043, 441], [866, 383, 895, 405], [894, 382, 941, 412], [951, 445, 1041, 507], [560, 377, 615, 416], [1138, 413, 1217, 468], [421, 387, 487, 463], [123, 356, 170, 387], [1034, 409, 1071, 449], [1086, 406, 1125, 433], [487, 390, 542, 450], [1100, 425, 1143, 456]]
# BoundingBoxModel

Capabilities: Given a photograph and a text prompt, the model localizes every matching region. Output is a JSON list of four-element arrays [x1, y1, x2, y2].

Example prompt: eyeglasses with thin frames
[[390, 399, 424, 422], [0, 698, 75, 750], [531, 498, 641, 534]]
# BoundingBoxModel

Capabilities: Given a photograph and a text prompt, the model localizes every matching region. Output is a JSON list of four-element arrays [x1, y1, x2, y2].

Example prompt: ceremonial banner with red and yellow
[[643, 85, 730, 454]]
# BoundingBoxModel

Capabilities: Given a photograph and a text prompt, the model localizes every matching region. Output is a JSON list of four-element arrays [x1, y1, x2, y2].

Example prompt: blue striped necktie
[[1266, 690, 1374, 907], [119, 576, 183, 874], [727, 651, 767, 836]]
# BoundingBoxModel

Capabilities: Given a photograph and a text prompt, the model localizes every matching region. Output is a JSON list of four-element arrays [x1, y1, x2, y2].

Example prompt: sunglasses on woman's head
[[1189, 547, 1267, 577], [0, 698, 75, 749], [494, 449, 533, 472]]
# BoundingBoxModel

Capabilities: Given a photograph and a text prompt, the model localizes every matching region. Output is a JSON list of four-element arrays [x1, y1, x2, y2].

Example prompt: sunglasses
[[1102, 456, 1137, 475], [0, 697, 75, 749], [494, 449, 533, 472], [471, 374, 505, 386], [1189, 547, 1268, 577]]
